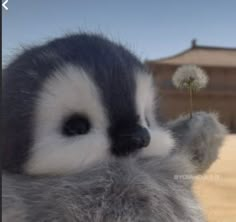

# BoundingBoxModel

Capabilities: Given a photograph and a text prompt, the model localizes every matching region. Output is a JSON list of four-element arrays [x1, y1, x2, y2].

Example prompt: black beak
[[110, 125, 150, 156]]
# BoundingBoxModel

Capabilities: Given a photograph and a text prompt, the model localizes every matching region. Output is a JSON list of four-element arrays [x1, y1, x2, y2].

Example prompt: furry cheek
[[24, 131, 110, 175], [140, 126, 175, 158]]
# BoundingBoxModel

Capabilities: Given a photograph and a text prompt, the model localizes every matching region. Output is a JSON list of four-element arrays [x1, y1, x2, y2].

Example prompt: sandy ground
[[194, 134, 236, 222]]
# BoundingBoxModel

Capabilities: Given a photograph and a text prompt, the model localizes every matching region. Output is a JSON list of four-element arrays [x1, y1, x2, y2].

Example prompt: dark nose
[[111, 125, 151, 156], [129, 127, 150, 149]]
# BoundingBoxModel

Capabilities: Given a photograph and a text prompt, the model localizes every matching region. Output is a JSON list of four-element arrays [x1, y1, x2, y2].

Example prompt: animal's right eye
[[62, 114, 91, 136]]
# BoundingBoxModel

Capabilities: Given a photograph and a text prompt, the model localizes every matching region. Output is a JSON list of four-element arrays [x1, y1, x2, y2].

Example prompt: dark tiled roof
[[148, 45, 236, 67]]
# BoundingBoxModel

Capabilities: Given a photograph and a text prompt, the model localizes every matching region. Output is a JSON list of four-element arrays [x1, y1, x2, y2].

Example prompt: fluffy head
[[3, 34, 174, 175]]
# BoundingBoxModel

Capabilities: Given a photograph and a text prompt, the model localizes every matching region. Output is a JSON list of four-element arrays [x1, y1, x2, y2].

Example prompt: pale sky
[[2, 0, 236, 64]]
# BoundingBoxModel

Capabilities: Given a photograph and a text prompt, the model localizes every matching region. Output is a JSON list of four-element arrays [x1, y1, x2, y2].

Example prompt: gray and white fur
[[2, 33, 227, 221], [2, 33, 173, 175]]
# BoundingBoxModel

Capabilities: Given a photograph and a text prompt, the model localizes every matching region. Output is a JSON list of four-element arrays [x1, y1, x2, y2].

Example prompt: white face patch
[[25, 65, 174, 175], [135, 72, 175, 157], [24, 65, 110, 175]]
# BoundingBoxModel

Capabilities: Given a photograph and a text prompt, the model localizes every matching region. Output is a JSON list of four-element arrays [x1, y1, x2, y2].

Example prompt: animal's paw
[[168, 112, 227, 173]]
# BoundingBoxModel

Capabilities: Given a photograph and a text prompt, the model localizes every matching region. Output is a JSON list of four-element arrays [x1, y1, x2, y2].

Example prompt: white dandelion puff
[[172, 65, 209, 118], [172, 65, 208, 91]]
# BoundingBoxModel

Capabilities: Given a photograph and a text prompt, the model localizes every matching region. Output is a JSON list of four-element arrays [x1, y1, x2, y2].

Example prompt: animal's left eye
[[62, 114, 91, 136]]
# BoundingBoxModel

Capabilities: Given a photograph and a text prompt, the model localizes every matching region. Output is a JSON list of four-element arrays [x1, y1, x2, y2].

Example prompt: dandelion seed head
[[172, 65, 208, 91]]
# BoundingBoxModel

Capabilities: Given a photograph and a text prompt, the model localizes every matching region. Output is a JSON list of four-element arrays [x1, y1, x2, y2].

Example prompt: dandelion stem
[[189, 85, 193, 119], [172, 65, 208, 118]]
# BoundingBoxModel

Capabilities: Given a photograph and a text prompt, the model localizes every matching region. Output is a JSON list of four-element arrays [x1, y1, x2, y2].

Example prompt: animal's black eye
[[62, 114, 90, 136]]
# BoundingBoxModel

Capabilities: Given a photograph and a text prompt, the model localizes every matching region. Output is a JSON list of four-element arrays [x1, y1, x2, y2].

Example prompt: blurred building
[[146, 40, 236, 132]]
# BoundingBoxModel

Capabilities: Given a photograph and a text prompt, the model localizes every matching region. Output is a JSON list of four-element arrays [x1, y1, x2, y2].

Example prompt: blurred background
[[2, 1, 236, 221]]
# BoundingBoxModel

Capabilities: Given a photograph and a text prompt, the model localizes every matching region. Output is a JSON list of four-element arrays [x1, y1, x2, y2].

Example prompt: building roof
[[148, 41, 236, 67]]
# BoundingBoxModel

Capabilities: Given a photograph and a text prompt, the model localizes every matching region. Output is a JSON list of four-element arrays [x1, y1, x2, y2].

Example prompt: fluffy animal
[[3, 33, 174, 175], [2, 33, 227, 222]]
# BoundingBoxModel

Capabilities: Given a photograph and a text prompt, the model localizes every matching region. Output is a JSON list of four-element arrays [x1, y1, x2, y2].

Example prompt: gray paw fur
[[168, 112, 227, 174]]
